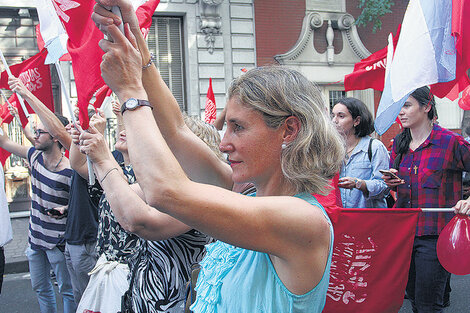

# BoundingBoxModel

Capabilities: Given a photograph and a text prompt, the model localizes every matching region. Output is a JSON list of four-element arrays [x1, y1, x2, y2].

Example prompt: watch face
[[126, 98, 138, 110]]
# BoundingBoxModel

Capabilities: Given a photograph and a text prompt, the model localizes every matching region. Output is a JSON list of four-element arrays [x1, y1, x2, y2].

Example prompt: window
[[148, 16, 185, 111], [329, 90, 346, 110]]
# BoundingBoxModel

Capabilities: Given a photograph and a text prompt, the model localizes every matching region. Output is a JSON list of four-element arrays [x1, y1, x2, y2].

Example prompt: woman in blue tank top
[[86, 5, 345, 311]]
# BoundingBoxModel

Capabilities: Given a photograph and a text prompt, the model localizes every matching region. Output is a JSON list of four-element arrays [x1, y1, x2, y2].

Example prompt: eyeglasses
[[34, 129, 49, 137]]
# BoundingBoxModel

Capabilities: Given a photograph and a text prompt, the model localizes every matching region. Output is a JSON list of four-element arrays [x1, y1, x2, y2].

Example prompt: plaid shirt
[[390, 124, 470, 236]]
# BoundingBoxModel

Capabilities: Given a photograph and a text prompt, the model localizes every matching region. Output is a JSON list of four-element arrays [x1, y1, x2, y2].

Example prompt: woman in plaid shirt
[[383, 86, 470, 312]]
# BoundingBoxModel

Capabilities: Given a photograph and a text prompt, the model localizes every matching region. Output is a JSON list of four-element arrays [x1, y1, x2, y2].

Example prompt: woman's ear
[[283, 116, 301, 143], [353, 116, 361, 128], [423, 103, 432, 113]]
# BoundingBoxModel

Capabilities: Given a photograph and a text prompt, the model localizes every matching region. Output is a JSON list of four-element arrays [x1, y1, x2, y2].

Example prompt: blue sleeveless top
[[191, 192, 334, 313]]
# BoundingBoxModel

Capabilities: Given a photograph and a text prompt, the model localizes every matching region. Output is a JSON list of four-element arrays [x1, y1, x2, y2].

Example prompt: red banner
[[204, 77, 216, 124], [0, 50, 54, 123], [323, 208, 419, 313]]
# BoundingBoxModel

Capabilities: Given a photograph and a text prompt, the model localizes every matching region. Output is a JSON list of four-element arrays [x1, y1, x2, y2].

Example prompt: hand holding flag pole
[[0, 49, 30, 119], [0, 89, 23, 127], [54, 62, 95, 185]]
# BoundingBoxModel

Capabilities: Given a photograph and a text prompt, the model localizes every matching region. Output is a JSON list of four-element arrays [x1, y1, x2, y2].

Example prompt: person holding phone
[[383, 86, 470, 312], [332, 97, 390, 208]]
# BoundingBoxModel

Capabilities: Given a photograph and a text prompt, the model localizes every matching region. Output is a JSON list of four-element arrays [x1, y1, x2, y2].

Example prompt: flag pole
[[54, 62, 95, 185], [421, 208, 455, 212], [0, 49, 30, 119], [0, 89, 23, 126]]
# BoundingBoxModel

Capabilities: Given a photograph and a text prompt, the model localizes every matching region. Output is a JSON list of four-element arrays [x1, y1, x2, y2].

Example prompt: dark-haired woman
[[383, 86, 470, 312], [332, 97, 389, 208]]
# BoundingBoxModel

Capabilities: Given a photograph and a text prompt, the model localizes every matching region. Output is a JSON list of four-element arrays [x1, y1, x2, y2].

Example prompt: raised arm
[[92, 0, 232, 189], [68, 109, 107, 180], [79, 125, 192, 240], [0, 128, 29, 159], [213, 106, 227, 131], [8, 76, 72, 150], [88, 23, 330, 279]]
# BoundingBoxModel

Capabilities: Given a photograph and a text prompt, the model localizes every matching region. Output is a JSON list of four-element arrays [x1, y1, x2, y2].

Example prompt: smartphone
[[379, 169, 401, 180], [46, 208, 63, 216]]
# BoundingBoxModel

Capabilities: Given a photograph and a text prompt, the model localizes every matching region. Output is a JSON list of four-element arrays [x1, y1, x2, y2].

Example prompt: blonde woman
[[85, 2, 345, 312]]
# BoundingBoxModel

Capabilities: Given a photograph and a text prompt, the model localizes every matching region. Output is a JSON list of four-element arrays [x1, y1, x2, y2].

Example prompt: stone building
[[0, 0, 467, 212]]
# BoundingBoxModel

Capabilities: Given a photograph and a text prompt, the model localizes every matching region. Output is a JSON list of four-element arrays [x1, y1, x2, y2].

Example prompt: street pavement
[[2, 216, 470, 312]]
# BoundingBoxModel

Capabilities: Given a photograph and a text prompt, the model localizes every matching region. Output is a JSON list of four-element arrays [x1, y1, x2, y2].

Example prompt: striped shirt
[[390, 124, 470, 236], [28, 148, 73, 250]]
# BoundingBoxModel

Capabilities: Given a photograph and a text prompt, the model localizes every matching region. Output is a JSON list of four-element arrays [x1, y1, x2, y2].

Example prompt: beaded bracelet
[[142, 52, 156, 70]]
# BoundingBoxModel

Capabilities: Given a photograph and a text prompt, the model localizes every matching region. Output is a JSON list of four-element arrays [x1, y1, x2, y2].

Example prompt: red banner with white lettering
[[204, 77, 216, 124], [344, 26, 401, 92], [0, 49, 54, 121], [323, 208, 419, 313]]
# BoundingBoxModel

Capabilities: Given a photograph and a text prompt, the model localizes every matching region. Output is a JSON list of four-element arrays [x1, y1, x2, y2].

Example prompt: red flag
[[204, 78, 216, 124], [323, 207, 419, 313], [314, 173, 342, 210], [0, 147, 10, 167], [0, 94, 29, 127], [35, 24, 71, 62], [0, 49, 54, 121], [344, 26, 401, 92], [136, 0, 160, 39], [51, 0, 159, 129], [51, 0, 106, 130], [431, 0, 470, 101]]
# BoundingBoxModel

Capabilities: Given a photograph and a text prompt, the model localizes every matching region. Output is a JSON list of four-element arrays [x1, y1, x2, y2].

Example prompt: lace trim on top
[[190, 241, 242, 313]]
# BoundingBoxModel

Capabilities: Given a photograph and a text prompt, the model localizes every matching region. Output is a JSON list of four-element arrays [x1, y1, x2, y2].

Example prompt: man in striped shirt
[[0, 117, 76, 313]]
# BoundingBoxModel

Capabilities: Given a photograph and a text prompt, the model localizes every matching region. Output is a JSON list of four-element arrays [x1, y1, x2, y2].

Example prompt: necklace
[[53, 154, 64, 171], [345, 139, 359, 159]]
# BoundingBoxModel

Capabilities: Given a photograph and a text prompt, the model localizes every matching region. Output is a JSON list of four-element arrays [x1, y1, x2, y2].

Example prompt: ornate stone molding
[[199, 0, 223, 54], [275, 11, 370, 64]]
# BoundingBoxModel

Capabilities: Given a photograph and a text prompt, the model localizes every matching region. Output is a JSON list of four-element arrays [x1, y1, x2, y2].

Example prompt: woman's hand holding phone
[[380, 169, 405, 187]]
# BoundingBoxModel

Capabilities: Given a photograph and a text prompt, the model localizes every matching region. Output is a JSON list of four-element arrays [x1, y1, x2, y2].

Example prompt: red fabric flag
[[52, 0, 106, 130], [0, 49, 54, 121], [51, 0, 159, 129], [323, 207, 419, 313], [431, 0, 470, 101], [314, 172, 342, 210], [0, 146, 10, 167], [0, 94, 29, 127], [204, 78, 216, 124], [344, 26, 401, 92], [35, 24, 71, 61], [136, 0, 160, 39]]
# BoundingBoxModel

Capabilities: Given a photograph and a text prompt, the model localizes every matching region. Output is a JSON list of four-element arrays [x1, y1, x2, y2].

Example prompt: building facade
[[0, 0, 467, 211]]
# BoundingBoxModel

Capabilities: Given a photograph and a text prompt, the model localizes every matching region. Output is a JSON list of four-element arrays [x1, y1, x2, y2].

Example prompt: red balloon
[[437, 215, 470, 275]]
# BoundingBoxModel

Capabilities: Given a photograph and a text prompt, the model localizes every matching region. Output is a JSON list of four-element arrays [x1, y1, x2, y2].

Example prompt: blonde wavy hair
[[227, 66, 345, 195], [183, 113, 226, 162]]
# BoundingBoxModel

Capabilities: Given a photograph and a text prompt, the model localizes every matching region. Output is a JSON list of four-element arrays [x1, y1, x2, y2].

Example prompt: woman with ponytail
[[383, 86, 470, 312]]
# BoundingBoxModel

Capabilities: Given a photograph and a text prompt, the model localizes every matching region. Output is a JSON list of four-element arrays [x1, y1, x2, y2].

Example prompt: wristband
[[100, 167, 118, 184]]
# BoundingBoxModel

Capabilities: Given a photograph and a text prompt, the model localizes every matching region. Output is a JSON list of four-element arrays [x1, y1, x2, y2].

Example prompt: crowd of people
[[0, 0, 470, 313]]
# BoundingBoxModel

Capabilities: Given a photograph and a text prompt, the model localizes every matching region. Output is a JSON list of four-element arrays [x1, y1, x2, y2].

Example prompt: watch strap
[[121, 98, 152, 114]]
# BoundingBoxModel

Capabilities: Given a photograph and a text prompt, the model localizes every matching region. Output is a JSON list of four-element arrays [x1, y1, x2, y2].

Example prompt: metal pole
[[54, 62, 95, 185]]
